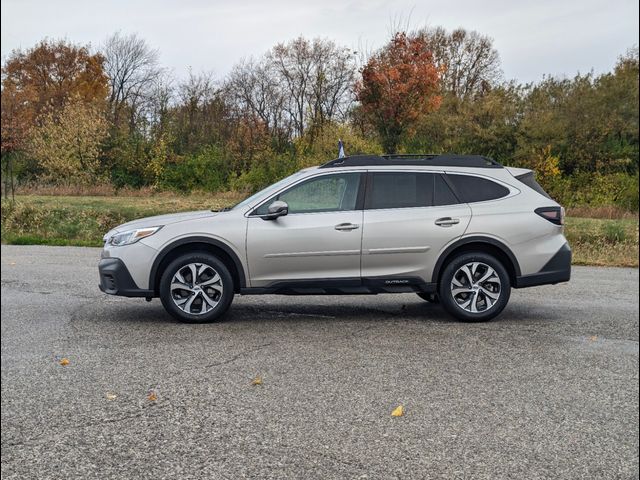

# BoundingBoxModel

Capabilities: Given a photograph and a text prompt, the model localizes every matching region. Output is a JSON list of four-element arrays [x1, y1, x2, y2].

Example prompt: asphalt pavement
[[1, 245, 638, 479]]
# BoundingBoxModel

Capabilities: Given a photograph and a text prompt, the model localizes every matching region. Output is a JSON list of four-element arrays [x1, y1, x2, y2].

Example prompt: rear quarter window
[[446, 174, 510, 203], [515, 171, 552, 199]]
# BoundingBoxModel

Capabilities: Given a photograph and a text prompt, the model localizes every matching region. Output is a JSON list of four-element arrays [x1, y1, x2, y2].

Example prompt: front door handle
[[435, 217, 460, 227], [335, 223, 360, 231]]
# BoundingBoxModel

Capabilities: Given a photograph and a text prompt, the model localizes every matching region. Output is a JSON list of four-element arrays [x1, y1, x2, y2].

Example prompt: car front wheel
[[159, 252, 234, 323], [438, 252, 511, 322]]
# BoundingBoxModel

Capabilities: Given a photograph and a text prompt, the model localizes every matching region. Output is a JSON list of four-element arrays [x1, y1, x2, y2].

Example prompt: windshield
[[230, 171, 309, 211]]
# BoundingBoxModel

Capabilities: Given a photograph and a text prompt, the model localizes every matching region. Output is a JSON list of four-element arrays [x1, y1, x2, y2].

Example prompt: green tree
[[27, 99, 108, 184], [405, 84, 522, 161]]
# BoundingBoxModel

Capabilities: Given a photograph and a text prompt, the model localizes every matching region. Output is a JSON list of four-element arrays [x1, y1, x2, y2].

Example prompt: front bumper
[[98, 258, 154, 297], [514, 242, 571, 288]]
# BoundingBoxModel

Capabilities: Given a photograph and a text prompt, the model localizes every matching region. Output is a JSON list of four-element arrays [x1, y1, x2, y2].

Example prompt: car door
[[361, 171, 471, 283], [246, 171, 364, 287]]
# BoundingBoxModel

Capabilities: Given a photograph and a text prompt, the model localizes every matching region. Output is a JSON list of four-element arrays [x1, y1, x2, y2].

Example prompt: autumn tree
[[0, 83, 29, 156], [0, 88, 26, 198], [27, 98, 108, 184], [356, 32, 441, 153], [1, 39, 108, 151], [416, 27, 502, 100]]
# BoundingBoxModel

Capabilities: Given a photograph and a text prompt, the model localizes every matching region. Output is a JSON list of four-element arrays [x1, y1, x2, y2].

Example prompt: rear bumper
[[514, 242, 571, 288], [98, 258, 154, 297]]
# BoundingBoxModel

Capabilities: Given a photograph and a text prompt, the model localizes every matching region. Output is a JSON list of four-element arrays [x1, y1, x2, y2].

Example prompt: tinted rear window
[[367, 172, 433, 209], [516, 171, 551, 199], [446, 174, 510, 203]]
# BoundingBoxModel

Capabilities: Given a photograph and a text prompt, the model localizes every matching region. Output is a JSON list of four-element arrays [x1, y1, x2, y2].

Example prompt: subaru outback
[[99, 154, 571, 323]]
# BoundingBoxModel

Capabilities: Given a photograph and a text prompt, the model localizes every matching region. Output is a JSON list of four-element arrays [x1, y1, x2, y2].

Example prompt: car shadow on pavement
[[95, 295, 561, 327]]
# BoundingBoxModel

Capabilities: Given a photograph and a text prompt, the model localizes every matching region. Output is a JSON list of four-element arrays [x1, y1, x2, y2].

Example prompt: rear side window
[[515, 171, 552, 199], [446, 174, 510, 203], [434, 174, 459, 206], [367, 172, 433, 209]]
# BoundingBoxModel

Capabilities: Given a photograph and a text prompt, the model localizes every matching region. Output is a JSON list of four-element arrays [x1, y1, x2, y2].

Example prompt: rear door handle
[[435, 217, 460, 227], [335, 223, 360, 231]]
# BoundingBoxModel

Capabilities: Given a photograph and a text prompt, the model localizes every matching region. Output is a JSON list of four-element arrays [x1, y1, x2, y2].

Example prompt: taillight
[[535, 206, 564, 225]]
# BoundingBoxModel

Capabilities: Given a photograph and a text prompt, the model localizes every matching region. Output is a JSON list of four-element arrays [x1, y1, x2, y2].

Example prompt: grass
[[565, 205, 639, 220], [1, 194, 638, 268], [564, 217, 638, 267], [1, 193, 243, 248], [6, 192, 243, 215]]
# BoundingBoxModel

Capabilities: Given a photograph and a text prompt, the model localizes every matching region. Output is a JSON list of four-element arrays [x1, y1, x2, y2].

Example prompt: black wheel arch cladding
[[431, 236, 521, 285], [149, 236, 246, 294]]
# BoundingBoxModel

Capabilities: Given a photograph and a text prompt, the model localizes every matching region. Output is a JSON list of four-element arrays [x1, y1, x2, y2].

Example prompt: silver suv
[[99, 154, 571, 323]]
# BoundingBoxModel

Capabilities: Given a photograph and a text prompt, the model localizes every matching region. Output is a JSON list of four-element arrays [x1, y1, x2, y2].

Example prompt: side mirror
[[262, 200, 288, 220]]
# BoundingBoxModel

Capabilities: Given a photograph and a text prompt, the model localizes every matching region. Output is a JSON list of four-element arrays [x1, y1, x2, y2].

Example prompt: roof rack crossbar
[[319, 154, 503, 169]]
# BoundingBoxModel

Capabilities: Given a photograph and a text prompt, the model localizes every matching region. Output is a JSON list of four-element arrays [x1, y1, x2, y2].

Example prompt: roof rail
[[319, 154, 503, 169]]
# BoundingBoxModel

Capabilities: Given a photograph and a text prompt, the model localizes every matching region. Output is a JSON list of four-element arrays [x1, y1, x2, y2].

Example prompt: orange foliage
[[356, 33, 441, 153], [1, 39, 108, 153]]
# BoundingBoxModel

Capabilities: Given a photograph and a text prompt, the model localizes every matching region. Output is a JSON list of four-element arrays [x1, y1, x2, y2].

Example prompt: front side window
[[231, 171, 308, 211], [255, 173, 362, 215], [367, 172, 434, 209]]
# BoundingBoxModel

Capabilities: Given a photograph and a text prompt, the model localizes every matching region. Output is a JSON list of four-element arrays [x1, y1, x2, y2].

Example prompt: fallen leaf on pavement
[[589, 335, 598, 342], [147, 391, 158, 401], [59, 358, 70, 366], [252, 376, 263, 386], [391, 405, 404, 417]]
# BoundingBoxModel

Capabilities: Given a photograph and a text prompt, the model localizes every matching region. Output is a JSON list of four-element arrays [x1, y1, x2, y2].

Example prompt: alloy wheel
[[170, 263, 224, 315], [450, 261, 502, 313]]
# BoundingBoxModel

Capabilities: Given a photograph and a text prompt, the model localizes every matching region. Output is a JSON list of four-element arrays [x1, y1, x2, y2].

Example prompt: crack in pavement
[[1, 402, 169, 450], [204, 342, 273, 369]]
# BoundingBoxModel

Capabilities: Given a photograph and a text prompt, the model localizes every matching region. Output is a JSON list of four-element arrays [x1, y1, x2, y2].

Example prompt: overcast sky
[[1, 0, 638, 83]]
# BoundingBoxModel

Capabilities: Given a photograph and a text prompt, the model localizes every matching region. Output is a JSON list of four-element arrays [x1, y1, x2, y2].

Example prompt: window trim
[[247, 171, 366, 217], [434, 172, 463, 206]]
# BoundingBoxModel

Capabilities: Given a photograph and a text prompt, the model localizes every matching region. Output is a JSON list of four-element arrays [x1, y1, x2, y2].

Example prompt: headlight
[[108, 226, 163, 246]]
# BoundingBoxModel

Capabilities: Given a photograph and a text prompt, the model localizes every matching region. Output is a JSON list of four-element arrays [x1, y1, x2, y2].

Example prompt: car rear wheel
[[159, 252, 234, 323], [438, 252, 510, 322]]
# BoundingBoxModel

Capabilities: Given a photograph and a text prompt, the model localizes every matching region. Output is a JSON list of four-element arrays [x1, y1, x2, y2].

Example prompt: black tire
[[417, 292, 440, 303], [438, 252, 511, 322], [159, 252, 235, 323]]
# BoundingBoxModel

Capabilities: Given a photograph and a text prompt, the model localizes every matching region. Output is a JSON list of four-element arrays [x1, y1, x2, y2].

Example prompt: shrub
[[229, 152, 298, 193], [602, 222, 627, 243], [295, 122, 383, 166], [544, 172, 639, 212], [160, 146, 228, 193]]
